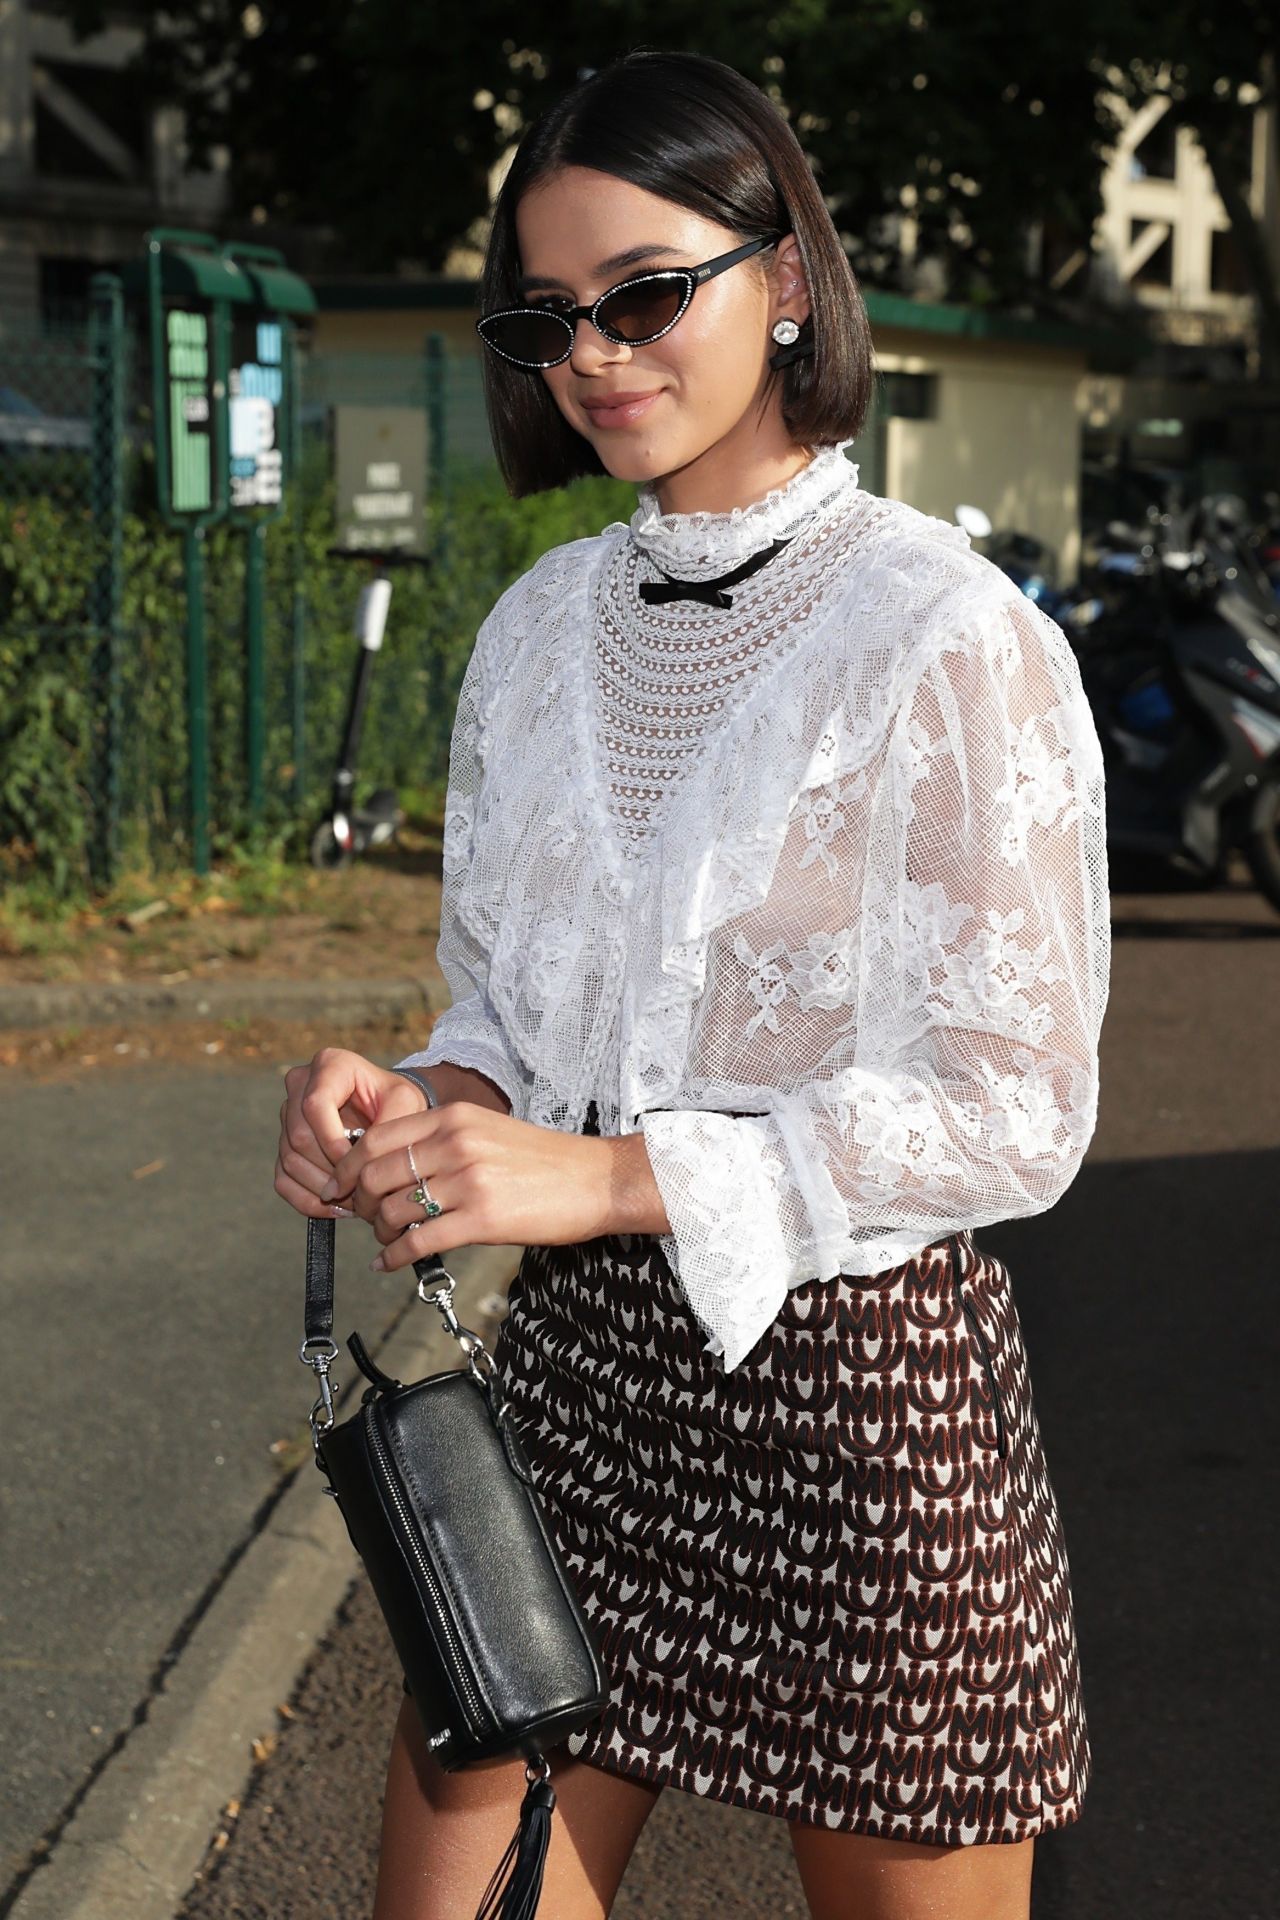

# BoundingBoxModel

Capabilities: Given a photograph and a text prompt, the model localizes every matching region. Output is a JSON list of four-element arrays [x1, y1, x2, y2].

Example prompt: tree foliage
[[64, 3, 1279, 358]]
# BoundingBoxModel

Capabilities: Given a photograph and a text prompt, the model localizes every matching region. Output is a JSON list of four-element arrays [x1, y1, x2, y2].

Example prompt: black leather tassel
[[474, 1770, 557, 1920]]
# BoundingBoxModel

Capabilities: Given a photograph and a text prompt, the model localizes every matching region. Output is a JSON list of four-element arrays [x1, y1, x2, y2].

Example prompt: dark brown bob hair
[[480, 50, 875, 497]]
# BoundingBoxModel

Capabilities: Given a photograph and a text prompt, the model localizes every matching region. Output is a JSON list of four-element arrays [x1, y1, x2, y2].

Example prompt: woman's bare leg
[[372, 1693, 664, 1920], [788, 1826, 1035, 1920]]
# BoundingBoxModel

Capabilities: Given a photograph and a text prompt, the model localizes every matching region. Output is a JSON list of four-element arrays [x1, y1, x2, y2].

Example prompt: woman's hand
[[274, 1047, 430, 1220], [317, 1103, 635, 1272]]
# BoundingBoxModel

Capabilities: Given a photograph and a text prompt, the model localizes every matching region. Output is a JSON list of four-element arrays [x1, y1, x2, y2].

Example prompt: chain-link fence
[[0, 278, 135, 893], [0, 293, 567, 900], [1, 294, 634, 900]]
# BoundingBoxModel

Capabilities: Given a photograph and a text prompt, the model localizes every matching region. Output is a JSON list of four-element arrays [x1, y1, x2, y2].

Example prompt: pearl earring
[[771, 317, 800, 346]]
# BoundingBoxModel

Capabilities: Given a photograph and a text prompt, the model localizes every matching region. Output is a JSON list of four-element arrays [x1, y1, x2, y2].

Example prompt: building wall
[[311, 308, 478, 357], [0, 0, 227, 333], [311, 302, 1090, 574], [1091, 86, 1279, 361], [878, 335, 1084, 575]]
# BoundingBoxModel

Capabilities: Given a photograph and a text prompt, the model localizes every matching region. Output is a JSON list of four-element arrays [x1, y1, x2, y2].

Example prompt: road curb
[[0, 976, 451, 1031], [6, 1241, 524, 1920]]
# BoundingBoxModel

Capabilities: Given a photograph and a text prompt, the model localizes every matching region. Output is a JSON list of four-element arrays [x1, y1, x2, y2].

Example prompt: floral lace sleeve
[[639, 589, 1111, 1370], [393, 627, 534, 1119]]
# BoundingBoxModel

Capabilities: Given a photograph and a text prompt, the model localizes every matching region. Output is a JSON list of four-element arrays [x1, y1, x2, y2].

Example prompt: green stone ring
[[406, 1142, 443, 1220]]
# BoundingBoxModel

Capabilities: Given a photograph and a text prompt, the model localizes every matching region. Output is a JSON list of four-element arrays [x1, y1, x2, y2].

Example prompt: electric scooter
[[309, 555, 413, 869]]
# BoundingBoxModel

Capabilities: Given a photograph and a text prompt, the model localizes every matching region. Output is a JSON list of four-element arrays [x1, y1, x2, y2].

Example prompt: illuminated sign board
[[229, 317, 285, 511], [164, 308, 214, 515]]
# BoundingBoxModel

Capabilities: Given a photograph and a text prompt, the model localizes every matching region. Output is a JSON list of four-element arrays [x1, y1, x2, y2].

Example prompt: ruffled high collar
[[629, 439, 861, 580]]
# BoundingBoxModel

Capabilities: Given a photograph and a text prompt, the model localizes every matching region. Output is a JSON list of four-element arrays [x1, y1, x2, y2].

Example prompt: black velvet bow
[[637, 536, 792, 609]]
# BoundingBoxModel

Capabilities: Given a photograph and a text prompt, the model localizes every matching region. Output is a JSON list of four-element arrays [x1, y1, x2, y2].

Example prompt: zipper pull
[[346, 1329, 403, 1393]]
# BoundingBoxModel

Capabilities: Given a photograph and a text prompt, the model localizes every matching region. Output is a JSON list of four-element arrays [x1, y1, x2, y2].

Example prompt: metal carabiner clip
[[299, 1332, 339, 1449]]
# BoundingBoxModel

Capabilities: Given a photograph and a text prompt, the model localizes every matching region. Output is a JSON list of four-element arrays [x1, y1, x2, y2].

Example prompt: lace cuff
[[638, 1109, 800, 1370], [394, 991, 531, 1120]]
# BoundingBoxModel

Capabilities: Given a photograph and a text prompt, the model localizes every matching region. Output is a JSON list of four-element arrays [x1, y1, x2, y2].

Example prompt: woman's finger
[[277, 1136, 357, 1205], [282, 1093, 370, 1184], [321, 1100, 452, 1209], [369, 1204, 476, 1274], [370, 1168, 463, 1248], [273, 1153, 359, 1220], [296, 1048, 397, 1169]]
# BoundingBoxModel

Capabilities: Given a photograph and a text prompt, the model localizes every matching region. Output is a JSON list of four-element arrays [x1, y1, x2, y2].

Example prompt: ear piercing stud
[[771, 317, 800, 346]]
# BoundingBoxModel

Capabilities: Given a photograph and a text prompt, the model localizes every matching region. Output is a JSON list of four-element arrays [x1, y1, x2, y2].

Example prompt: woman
[[274, 49, 1110, 1920]]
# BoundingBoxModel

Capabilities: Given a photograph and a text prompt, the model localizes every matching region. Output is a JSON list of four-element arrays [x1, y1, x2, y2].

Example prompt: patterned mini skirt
[[413, 1109, 1092, 1846]]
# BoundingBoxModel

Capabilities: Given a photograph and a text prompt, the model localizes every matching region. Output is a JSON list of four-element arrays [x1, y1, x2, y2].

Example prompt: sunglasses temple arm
[[698, 233, 785, 286]]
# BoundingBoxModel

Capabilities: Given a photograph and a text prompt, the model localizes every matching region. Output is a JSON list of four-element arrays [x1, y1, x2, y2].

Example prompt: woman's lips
[[581, 391, 662, 429]]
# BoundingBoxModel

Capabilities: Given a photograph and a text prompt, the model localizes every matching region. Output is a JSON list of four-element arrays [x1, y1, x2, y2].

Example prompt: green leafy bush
[[0, 465, 636, 904]]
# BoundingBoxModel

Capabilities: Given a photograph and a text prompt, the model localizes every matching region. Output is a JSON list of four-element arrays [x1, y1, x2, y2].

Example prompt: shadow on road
[[1111, 914, 1279, 941], [1002, 1151, 1279, 1920]]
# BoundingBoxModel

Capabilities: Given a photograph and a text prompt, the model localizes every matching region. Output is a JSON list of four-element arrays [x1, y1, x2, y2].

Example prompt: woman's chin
[[588, 438, 680, 486]]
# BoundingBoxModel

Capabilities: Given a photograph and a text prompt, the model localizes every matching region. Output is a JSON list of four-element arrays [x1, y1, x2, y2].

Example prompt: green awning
[[236, 259, 316, 317], [123, 230, 315, 314]]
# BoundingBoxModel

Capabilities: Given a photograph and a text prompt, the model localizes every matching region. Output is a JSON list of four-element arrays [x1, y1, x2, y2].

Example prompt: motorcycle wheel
[[309, 820, 353, 871], [1242, 774, 1280, 915]]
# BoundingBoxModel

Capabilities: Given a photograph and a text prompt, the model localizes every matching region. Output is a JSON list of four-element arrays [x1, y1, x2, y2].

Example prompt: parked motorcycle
[[955, 496, 1280, 915]]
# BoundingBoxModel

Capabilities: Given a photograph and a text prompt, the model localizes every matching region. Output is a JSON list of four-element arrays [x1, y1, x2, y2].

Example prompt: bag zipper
[[951, 1245, 1009, 1461], [367, 1399, 494, 1739]]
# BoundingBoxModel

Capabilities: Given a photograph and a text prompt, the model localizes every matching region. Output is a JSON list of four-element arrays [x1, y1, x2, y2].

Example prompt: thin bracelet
[[390, 1065, 440, 1110]]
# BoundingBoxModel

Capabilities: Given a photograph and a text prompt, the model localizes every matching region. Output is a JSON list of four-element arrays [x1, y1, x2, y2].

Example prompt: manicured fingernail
[[369, 1255, 386, 1272], [332, 1205, 355, 1218], [320, 1179, 338, 1201]]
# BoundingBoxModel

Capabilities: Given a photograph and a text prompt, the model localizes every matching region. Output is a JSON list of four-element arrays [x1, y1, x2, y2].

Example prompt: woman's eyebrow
[[518, 243, 693, 294]]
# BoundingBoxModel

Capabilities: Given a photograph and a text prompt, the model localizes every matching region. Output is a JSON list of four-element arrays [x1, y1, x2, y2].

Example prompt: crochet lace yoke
[[594, 440, 878, 854]]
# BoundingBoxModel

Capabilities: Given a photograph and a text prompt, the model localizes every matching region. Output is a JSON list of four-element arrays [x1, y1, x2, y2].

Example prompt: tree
[[65, 0, 1277, 365], [61, 0, 1116, 302]]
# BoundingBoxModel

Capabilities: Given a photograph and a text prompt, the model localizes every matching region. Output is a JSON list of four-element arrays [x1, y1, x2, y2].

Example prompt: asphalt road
[[0, 1058, 447, 1889], [5, 862, 1279, 1919]]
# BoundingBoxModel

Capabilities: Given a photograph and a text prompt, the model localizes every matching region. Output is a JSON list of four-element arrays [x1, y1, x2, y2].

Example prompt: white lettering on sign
[[230, 395, 275, 458], [231, 448, 283, 507], [353, 491, 413, 519], [366, 462, 401, 487], [342, 525, 417, 550]]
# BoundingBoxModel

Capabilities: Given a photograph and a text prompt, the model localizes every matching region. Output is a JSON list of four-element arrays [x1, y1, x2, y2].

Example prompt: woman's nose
[[569, 316, 631, 375]]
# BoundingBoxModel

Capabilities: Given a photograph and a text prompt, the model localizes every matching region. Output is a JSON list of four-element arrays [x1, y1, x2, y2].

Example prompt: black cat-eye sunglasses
[[476, 233, 785, 370]]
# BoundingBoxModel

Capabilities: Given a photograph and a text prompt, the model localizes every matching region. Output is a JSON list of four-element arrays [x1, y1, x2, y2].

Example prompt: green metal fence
[[0, 299, 516, 899], [0, 278, 132, 893]]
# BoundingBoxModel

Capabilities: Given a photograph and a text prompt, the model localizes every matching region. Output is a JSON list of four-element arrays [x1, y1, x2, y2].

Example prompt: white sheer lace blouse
[[395, 440, 1111, 1371]]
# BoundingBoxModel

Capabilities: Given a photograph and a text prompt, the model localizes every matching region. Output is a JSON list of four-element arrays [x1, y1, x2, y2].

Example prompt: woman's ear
[[770, 232, 811, 329]]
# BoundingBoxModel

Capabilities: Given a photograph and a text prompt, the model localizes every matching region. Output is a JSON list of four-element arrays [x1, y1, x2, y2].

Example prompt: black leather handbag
[[300, 1213, 610, 1919]]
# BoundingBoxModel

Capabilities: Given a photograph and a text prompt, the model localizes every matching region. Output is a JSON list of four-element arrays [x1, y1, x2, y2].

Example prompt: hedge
[[0, 463, 637, 900]]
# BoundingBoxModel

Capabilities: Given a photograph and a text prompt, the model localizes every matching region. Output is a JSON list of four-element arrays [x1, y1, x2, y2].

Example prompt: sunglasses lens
[[597, 276, 687, 342], [478, 310, 571, 366]]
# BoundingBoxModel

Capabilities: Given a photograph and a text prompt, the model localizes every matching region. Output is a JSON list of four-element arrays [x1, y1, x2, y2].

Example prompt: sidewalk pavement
[[0, 975, 452, 1031], [5, 1226, 525, 1920]]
